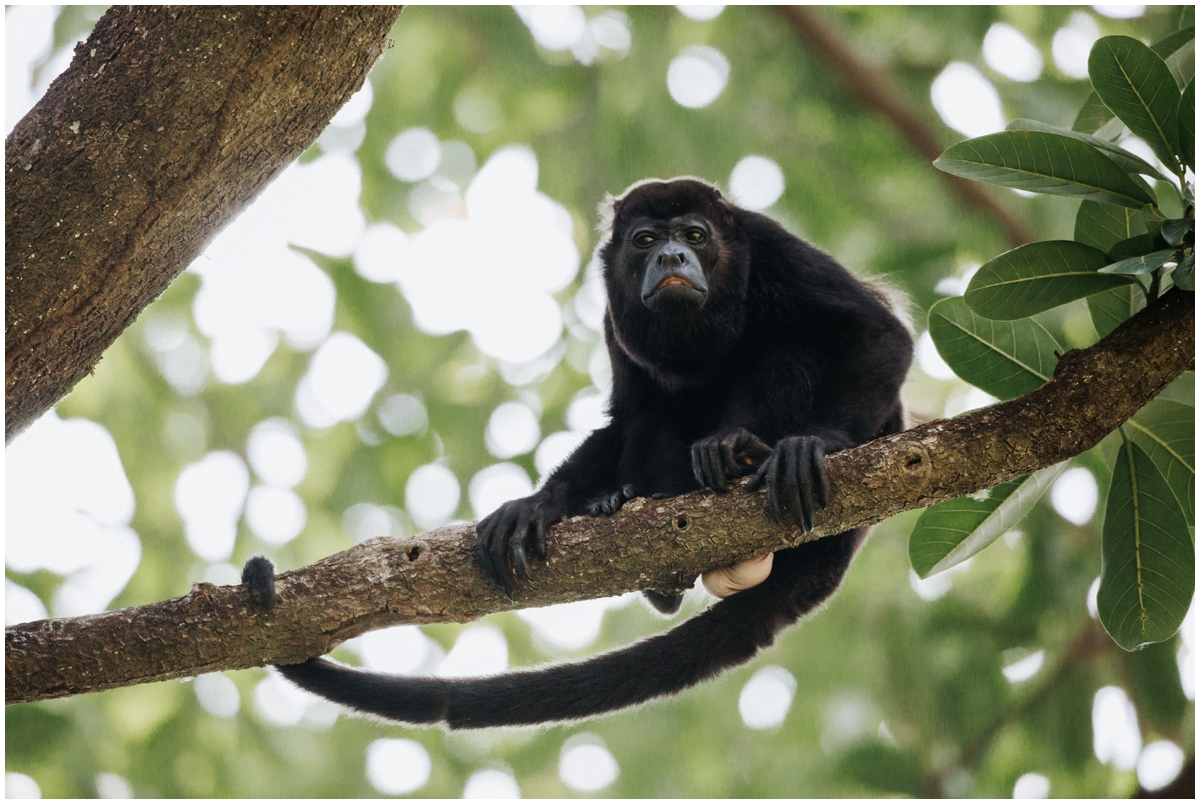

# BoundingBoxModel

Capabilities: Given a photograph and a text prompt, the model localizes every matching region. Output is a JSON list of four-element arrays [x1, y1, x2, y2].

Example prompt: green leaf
[[909, 464, 1066, 578], [927, 296, 1061, 400], [1088, 283, 1147, 338], [1073, 92, 1116, 134], [1165, 39, 1195, 92], [1088, 36, 1183, 175], [1098, 249, 1177, 275], [1161, 217, 1191, 246], [1172, 251, 1195, 290], [1179, 79, 1194, 170], [934, 131, 1155, 209], [1097, 440, 1194, 651], [1006, 118, 1169, 181], [964, 240, 1132, 320], [1149, 27, 1195, 61], [1108, 233, 1161, 260], [1123, 399, 1195, 527], [1074, 200, 1147, 251]]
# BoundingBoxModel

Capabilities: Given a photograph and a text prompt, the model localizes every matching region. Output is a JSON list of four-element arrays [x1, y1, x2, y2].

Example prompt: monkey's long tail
[[276, 531, 861, 729]]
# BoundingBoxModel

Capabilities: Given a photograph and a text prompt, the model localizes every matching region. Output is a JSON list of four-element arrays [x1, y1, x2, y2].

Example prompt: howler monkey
[[249, 178, 913, 729]]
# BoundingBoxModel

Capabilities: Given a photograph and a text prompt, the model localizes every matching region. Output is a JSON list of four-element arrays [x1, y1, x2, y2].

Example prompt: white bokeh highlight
[[95, 773, 134, 800], [7, 412, 142, 616], [983, 23, 1043, 82], [738, 665, 798, 729], [931, 62, 1006, 138], [195, 673, 241, 719], [354, 223, 410, 284], [729, 156, 785, 211], [1012, 772, 1051, 799], [295, 332, 388, 428], [245, 486, 307, 546], [463, 769, 521, 799], [438, 625, 509, 678], [517, 595, 636, 652], [406, 463, 462, 529], [486, 402, 542, 458], [667, 45, 730, 108], [378, 394, 429, 437], [393, 146, 577, 363], [1137, 740, 1185, 791], [559, 735, 619, 793], [469, 463, 535, 520], [1050, 467, 1098, 526], [6, 581, 48, 627], [175, 452, 250, 562], [386, 127, 442, 182], [366, 739, 432, 796], [1092, 685, 1141, 771], [677, 5, 725, 21], [1052, 12, 1101, 80], [1002, 649, 1045, 684], [358, 625, 440, 675]]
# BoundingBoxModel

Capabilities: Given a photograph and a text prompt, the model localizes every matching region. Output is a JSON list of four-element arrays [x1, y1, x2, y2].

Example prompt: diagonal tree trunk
[[5, 5, 404, 442]]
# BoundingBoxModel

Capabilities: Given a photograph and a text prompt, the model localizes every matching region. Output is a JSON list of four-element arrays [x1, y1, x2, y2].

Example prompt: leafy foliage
[[922, 21, 1195, 659]]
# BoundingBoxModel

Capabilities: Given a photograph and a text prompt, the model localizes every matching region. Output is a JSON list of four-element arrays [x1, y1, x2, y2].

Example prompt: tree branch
[[6, 291, 1192, 704], [779, 5, 1036, 248], [4, 5, 404, 442]]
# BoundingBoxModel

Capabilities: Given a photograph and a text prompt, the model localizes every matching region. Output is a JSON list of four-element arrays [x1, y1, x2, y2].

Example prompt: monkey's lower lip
[[654, 276, 693, 291]]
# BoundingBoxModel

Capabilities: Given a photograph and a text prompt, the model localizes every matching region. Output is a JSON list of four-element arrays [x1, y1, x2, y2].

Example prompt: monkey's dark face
[[628, 215, 715, 313]]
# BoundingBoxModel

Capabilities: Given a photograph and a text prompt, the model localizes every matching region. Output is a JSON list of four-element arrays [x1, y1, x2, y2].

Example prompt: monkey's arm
[[477, 422, 623, 593]]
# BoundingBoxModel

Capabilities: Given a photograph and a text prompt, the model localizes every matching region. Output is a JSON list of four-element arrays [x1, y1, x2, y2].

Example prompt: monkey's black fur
[[262, 178, 913, 729], [242, 555, 277, 607]]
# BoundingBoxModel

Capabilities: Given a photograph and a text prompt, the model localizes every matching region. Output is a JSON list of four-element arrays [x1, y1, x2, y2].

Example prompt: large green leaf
[[934, 131, 1155, 209], [1006, 118, 1168, 181], [1097, 440, 1194, 651], [909, 464, 1065, 578], [927, 296, 1061, 400], [1088, 36, 1183, 176], [1098, 249, 1178, 275], [1123, 399, 1196, 527], [1173, 251, 1195, 290], [1074, 200, 1146, 251], [1149, 27, 1196, 62], [1179, 79, 1194, 170], [1087, 283, 1146, 338], [1165, 38, 1195, 92], [964, 240, 1131, 320], [1072, 92, 1115, 134]]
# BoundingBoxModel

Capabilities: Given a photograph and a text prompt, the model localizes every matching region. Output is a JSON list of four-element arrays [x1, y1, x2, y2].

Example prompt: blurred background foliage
[[5, 4, 1193, 798]]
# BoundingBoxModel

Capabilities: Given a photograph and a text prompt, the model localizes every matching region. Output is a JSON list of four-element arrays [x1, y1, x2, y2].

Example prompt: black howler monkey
[[248, 178, 913, 729]]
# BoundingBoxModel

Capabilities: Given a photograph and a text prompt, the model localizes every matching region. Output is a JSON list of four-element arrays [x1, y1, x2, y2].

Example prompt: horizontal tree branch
[[4, 5, 403, 442], [6, 290, 1193, 704]]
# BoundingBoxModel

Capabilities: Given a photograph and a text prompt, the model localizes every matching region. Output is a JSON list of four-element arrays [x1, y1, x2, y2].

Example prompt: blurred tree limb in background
[[7, 289, 1191, 703], [5, 5, 403, 442]]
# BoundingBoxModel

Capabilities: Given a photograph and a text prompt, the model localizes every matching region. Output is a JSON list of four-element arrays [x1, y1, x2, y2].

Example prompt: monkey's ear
[[597, 193, 620, 235]]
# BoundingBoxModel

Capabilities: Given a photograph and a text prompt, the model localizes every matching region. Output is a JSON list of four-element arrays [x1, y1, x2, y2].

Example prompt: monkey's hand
[[477, 492, 568, 595], [691, 428, 772, 491], [702, 552, 774, 598], [746, 435, 830, 532], [586, 484, 636, 516]]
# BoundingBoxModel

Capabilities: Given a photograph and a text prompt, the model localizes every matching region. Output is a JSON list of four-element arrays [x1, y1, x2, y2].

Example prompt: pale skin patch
[[702, 552, 774, 598]]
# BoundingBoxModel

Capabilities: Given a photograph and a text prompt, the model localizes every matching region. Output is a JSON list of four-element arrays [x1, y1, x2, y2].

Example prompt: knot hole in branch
[[902, 446, 931, 479], [673, 514, 689, 531]]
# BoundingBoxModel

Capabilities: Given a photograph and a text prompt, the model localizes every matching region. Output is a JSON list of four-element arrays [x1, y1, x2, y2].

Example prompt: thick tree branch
[[4, 5, 404, 442], [6, 291, 1192, 704], [779, 5, 1035, 248]]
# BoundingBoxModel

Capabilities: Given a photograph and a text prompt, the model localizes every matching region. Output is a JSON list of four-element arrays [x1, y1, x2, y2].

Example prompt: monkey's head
[[597, 178, 749, 383]]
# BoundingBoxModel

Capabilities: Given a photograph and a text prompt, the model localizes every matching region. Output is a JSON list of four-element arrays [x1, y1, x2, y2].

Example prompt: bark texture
[[4, 5, 403, 442], [6, 291, 1193, 704]]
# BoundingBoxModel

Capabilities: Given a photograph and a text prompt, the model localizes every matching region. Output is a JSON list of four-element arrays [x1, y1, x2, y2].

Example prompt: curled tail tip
[[242, 554, 278, 607]]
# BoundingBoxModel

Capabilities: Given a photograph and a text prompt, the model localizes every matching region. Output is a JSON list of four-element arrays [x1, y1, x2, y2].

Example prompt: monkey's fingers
[[705, 442, 730, 490], [511, 509, 537, 584], [729, 430, 771, 472], [486, 504, 521, 595], [782, 443, 811, 532]]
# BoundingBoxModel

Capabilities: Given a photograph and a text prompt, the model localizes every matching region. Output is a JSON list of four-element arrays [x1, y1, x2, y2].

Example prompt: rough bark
[[779, 5, 1035, 248], [6, 291, 1192, 704], [4, 5, 404, 442]]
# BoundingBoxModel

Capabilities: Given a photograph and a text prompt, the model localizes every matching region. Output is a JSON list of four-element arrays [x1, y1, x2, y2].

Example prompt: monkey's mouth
[[654, 276, 694, 291]]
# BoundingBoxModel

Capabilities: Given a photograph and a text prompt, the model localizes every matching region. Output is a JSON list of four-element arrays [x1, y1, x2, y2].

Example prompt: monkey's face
[[626, 215, 717, 313]]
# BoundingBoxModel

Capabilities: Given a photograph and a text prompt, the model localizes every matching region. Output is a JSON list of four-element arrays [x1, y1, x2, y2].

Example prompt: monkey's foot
[[586, 484, 636, 516]]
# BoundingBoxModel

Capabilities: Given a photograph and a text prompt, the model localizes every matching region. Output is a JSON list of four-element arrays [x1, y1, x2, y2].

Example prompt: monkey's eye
[[633, 232, 656, 247], [684, 228, 707, 244]]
